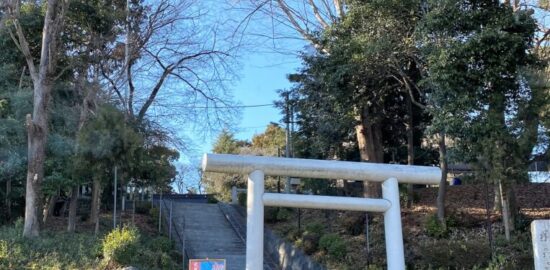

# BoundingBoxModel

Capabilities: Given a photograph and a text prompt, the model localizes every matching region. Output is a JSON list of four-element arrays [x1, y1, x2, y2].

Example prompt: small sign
[[189, 259, 226, 270], [531, 220, 550, 270]]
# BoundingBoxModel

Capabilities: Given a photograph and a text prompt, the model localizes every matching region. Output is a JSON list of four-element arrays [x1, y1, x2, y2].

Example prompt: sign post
[[531, 220, 550, 270], [189, 259, 226, 270]]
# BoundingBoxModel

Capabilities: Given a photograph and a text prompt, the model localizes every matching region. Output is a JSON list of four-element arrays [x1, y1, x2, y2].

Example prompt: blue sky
[[176, 50, 303, 192], [173, 0, 309, 190], [180, 0, 315, 156], [178, 45, 306, 178], [231, 53, 302, 137], [199, 51, 302, 153]]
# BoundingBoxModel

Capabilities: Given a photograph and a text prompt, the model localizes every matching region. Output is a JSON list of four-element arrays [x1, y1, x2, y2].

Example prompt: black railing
[[159, 198, 189, 269]]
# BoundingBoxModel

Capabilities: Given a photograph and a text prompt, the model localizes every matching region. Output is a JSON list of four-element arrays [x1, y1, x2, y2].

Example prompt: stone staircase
[[172, 202, 247, 270], [164, 200, 324, 270], [168, 201, 280, 270]]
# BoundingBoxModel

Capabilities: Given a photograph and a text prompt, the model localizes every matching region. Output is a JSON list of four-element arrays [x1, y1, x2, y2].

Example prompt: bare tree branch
[[308, 0, 330, 29], [6, 0, 38, 83], [100, 66, 126, 108], [333, 0, 345, 18], [137, 50, 228, 121], [275, 0, 328, 53]]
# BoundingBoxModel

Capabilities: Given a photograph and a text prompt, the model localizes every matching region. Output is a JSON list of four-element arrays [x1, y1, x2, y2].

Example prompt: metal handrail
[[160, 198, 189, 268]]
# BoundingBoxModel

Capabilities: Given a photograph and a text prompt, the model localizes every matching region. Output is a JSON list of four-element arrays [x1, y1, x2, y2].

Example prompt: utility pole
[[284, 92, 292, 193], [277, 148, 281, 193]]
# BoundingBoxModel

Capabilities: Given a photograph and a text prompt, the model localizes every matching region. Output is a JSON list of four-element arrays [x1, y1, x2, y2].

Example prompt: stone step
[[172, 202, 247, 270], [164, 201, 277, 270]]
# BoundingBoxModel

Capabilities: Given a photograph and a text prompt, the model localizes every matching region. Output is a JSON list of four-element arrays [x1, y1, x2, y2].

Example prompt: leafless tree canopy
[[231, 0, 346, 54], [101, 0, 240, 134]]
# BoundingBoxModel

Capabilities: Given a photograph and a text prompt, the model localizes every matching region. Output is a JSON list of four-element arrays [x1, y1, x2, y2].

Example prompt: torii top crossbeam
[[202, 153, 441, 185]]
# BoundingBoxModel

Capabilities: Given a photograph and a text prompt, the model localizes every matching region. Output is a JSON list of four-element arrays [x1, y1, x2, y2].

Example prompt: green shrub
[[0, 226, 101, 269], [137, 248, 178, 270], [304, 222, 324, 236], [328, 240, 346, 259], [319, 233, 347, 259], [135, 234, 183, 269], [102, 226, 140, 266], [0, 223, 182, 270], [319, 234, 338, 250], [159, 252, 176, 269], [0, 239, 9, 261], [149, 236, 173, 253], [291, 222, 324, 255], [425, 214, 449, 238], [480, 255, 508, 270], [265, 207, 294, 223], [276, 208, 292, 221]]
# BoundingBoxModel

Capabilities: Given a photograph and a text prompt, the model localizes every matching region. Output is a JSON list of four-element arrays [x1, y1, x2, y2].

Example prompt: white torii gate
[[202, 153, 441, 270]]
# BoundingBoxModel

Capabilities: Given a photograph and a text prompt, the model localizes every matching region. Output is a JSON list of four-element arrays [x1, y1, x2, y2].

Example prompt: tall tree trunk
[[493, 184, 502, 212], [9, 0, 67, 238], [436, 132, 448, 226], [43, 193, 58, 224], [406, 96, 415, 208], [91, 178, 101, 228], [499, 181, 518, 241], [24, 80, 52, 237], [355, 107, 384, 198], [355, 107, 383, 265], [498, 179, 511, 241], [67, 185, 79, 232]]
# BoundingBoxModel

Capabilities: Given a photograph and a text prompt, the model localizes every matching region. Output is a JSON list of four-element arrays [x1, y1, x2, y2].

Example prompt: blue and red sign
[[189, 259, 226, 270]]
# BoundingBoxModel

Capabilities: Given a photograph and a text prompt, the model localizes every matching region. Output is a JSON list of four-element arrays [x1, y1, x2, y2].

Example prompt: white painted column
[[246, 170, 264, 270], [382, 177, 405, 270]]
